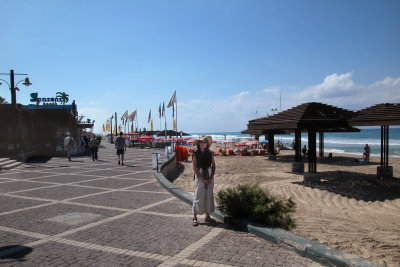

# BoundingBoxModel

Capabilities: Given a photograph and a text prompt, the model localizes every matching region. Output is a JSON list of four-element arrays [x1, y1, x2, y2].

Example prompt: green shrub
[[216, 184, 296, 230]]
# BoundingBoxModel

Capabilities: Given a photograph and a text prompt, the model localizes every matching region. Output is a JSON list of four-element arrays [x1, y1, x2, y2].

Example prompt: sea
[[189, 127, 400, 158]]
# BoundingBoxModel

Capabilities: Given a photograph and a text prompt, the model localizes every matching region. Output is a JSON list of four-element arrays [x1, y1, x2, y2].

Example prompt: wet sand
[[172, 146, 400, 267]]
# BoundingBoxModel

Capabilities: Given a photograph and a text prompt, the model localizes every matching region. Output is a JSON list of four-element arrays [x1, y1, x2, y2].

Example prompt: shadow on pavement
[[0, 245, 33, 262], [26, 156, 52, 163]]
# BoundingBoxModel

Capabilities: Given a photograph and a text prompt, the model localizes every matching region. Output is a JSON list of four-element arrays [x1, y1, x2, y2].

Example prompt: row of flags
[[102, 122, 122, 135], [101, 91, 177, 134]]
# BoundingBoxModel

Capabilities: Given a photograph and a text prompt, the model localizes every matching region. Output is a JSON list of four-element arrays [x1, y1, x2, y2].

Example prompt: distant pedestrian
[[115, 132, 126, 165], [363, 144, 371, 163], [302, 145, 308, 156], [89, 134, 99, 161], [79, 137, 86, 153], [64, 132, 75, 162]]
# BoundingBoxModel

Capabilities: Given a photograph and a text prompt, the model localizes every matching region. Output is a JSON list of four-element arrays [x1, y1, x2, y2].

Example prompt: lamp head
[[22, 77, 32, 86]]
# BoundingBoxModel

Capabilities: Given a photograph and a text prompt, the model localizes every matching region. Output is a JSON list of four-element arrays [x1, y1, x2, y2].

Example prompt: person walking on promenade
[[192, 135, 216, 226], [115, 132, 126, 165], [64, 132, 75, 162], [88, 134, 99, 161]]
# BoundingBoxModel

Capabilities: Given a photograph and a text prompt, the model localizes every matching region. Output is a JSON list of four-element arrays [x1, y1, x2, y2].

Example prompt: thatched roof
[[349, 103, 400, 126], [242, 102, 359, 135]]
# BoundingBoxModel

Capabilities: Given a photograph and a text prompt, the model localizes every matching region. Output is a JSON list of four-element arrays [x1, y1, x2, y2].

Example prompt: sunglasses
[[199, 141, 208, 144]]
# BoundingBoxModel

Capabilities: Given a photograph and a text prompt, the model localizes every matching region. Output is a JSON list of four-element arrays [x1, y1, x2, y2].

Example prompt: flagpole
[[164, 102, 167, 140], [159, 103, 162, 133], [176, 93, 178, 139], [115, 112, 117, 135]]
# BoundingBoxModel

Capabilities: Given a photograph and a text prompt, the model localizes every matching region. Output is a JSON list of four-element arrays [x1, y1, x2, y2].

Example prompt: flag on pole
[[162, 102, 165, 117], [148, 109, 151, 123], [118, 124, 122, 133], [167, 91, 176, 108], [121, 110, 128, 120], [102, 123, 105, 132], [128, 111, 134, 121], [151, 120, 153, 131], [158, 103, 161, 118], [131, 109, 137, 121]]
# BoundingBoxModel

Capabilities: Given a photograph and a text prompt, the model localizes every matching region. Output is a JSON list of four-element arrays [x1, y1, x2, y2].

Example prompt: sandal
[[192, 218, 199, 226], [205, 216, 216, 223]]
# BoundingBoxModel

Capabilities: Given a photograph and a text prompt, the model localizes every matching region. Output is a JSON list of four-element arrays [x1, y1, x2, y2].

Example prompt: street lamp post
[[0, 69, 32, 108], [0, 69, 32, 155]]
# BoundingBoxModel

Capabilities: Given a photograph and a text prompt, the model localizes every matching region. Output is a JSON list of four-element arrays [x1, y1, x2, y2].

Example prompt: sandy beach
[[172, 145, 400, 267]]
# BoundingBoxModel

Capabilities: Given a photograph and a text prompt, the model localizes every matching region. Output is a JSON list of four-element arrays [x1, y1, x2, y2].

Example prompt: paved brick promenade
[[0, 143, 322, 266]]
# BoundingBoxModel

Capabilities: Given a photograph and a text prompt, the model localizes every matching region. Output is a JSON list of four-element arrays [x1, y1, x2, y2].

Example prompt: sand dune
[[172, 148, 400, 267]]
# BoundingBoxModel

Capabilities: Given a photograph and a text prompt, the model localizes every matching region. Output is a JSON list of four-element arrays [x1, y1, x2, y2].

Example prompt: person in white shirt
[[64, 132, 75, 162]]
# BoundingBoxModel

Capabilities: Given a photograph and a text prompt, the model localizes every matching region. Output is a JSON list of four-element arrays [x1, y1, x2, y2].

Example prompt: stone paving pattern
[[0, 143, 322, 266]]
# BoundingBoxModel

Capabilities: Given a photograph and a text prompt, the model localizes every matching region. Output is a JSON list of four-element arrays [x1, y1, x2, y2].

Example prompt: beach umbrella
[[222, 139, 235, 147], [235, 140, 249, 147], [247, 140, 261, 147], [187, 138, 197, 144], [138, 135, 154, 141]]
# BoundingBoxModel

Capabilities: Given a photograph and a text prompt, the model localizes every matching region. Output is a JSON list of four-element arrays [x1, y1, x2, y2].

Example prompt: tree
[[0, 96, 7, 104]]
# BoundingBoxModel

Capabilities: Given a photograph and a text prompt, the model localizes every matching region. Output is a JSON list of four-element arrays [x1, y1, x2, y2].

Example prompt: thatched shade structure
[[349, 103, 400, 179], [242, 102, 359, 173]]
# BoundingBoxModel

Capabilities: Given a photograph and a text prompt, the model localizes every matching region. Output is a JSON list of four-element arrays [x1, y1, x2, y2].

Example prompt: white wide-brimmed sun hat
[[194, 135, 212, 146]]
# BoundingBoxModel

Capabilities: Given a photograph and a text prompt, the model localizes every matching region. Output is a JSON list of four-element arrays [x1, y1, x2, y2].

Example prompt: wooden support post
[[295, 129, 301, 162], [319, 132, 324, 158], [308, 129, 317, 173]]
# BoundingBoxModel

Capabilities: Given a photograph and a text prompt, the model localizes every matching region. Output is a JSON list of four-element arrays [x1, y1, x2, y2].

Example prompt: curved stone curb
[[153, 157, 385, 267]]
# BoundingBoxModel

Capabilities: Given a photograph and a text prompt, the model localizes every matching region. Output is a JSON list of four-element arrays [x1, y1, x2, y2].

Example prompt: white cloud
[[295, 72, 400, 110], [299, 72, 355, 100]]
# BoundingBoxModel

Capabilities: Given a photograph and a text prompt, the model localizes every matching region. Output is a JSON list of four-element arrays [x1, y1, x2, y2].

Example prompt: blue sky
[[1, 1, 399, 134]]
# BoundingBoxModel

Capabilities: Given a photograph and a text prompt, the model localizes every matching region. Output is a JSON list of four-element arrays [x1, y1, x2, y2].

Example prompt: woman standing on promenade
[[192, 135, 216, 226]]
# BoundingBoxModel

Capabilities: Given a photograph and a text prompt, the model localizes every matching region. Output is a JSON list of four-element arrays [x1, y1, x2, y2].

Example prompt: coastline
[[172, 145, 400, 267]]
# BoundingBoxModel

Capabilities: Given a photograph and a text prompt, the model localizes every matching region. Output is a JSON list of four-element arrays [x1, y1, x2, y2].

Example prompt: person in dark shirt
[[115, 132, 126, 165], [192, 135, 216, 226]]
